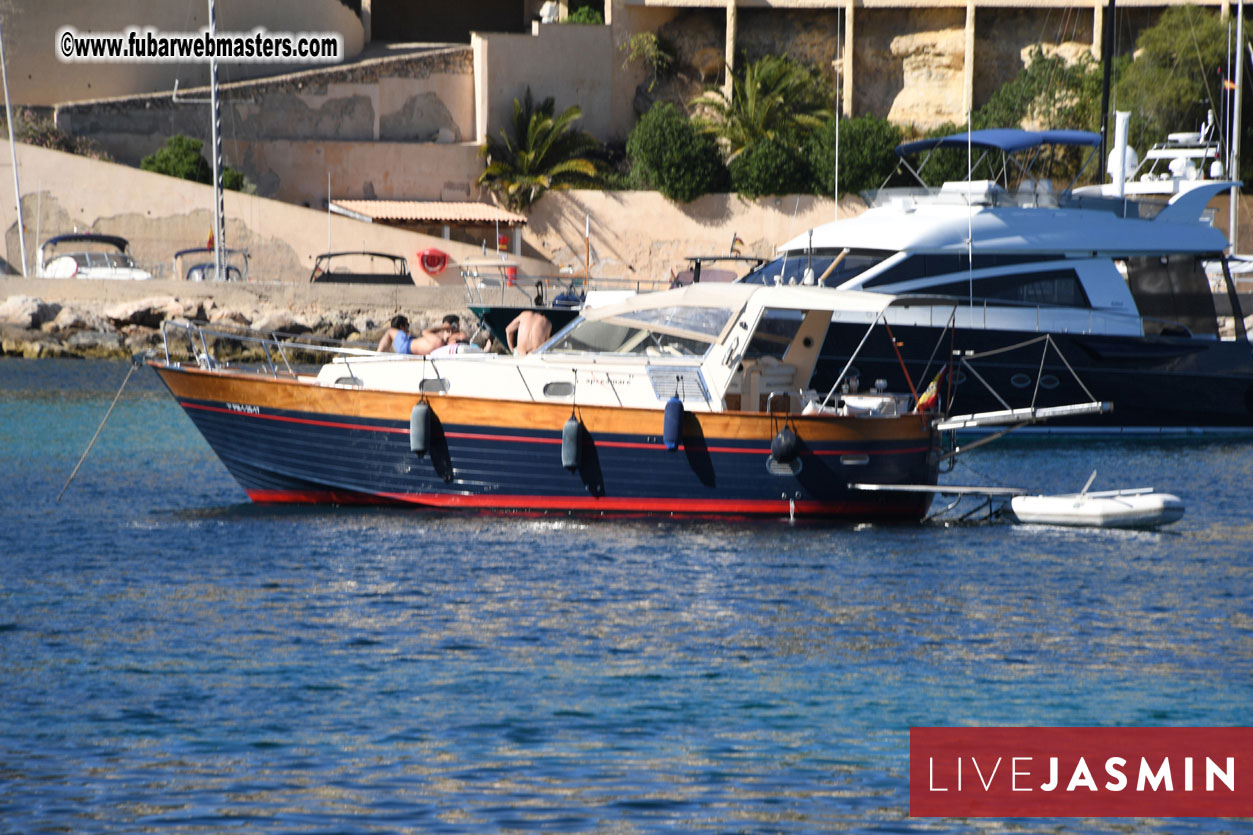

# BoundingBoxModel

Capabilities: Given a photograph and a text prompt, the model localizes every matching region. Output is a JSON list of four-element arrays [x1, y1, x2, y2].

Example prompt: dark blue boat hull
[[155, 366, 939, 520]]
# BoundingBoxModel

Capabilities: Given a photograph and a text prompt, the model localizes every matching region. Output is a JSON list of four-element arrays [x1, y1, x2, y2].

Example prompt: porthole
[[766, 457, 802, 476], [1010, 373, 1033, 388], [419, 378, 449, 394], [542, 381, 575, 397], [952, 369, 967, 385], [1039, 374, 1060, 390]]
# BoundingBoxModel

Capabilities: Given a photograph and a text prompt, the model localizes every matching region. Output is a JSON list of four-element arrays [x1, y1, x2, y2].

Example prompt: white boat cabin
[[313, 284, 932, 414]]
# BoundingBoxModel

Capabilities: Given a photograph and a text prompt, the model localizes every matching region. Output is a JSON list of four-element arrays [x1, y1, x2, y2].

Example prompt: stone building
[[5, 0, 1241, 204]]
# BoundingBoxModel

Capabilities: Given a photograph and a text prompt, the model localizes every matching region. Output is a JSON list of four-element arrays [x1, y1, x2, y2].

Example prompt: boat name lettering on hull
[[586, 373, 633, 388], [226, 402, 261, 415]]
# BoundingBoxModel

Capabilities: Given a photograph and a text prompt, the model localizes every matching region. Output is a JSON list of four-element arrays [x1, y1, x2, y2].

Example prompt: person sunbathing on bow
[[378, 314, 462, 356]]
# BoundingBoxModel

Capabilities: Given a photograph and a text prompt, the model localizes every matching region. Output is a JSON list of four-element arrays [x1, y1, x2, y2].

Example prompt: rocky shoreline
[[0, 292, 471, 361]]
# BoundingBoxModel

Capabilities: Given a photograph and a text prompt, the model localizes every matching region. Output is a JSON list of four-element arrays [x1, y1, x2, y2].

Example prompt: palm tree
[[477, 89, 604, 212], [690, 55, 832, 163]]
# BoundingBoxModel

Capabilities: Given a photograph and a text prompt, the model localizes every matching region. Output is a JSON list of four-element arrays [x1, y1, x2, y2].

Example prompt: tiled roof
[[331, 200, 527, 225]]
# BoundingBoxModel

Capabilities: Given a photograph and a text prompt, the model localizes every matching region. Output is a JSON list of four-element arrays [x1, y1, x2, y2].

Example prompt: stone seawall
[[0, 278, 481, 360]]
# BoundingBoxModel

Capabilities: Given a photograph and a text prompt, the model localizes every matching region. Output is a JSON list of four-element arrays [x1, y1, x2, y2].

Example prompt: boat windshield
[[740, 249, 892, 288], [544, 304, 733, 357]]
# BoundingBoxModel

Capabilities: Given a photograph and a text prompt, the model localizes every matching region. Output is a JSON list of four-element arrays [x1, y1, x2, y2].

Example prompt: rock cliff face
[[876, 11, 968, 128], [651, 7, 1105, 131]]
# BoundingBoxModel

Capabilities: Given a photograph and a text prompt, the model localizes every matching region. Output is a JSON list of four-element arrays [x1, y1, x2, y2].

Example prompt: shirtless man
[[505, 310, 552, 356]]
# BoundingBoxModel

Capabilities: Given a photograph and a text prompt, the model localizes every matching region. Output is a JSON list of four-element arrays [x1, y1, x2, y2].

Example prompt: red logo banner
[[911, 727, 1253, 817]]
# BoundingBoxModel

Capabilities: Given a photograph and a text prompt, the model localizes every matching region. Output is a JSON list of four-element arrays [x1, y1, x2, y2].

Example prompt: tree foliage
[[621, 32, 674, 93], [805, 115, 903, 197], [142, 134, 213, 182], [8, 109, 111, 161], [140, 134, 249, 191], [690, 55, 832, 163], [1114, 6, 1231, 153], [976, 45, 1102, 133], [564, 5, 604, 25], [729, 137, 811, 198], [477, 88, 604, 212], [626, 101, 728, 202]]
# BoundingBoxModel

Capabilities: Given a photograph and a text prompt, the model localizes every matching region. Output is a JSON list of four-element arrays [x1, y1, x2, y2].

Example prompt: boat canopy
[[579, 282, 925, 324], [896, 129, 1101, 158], [40, 233, 131, 252]]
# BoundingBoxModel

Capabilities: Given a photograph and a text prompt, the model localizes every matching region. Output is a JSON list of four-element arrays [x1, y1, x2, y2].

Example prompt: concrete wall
[[525, 190, 853, 283], [1, 0, 365, 106], [472, 21, 624, 144], [372, 0, 525, 42], [226, 140, 484, 206], [53, 48, 477, 202], [0, 140, 553, 284], [0, 137, 858, 294]]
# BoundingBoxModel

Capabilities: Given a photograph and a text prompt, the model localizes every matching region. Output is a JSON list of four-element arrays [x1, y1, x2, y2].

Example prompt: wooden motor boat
[[151, 284, 954, 521]]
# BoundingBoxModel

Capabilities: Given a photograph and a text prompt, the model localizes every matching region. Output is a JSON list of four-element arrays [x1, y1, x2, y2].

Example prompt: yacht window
[[545, 306, 730, 357], [862, 253, 1066, 289], [1124, 254, 1218, 336], [744, 309, 804, 360], [615, 305, 733, 338], [740, 249, 892, 287], [924, 269, 1090, 307]]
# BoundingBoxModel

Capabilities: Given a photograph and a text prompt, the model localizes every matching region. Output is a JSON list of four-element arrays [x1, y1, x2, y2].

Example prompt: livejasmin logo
[[928, 753, 1235, 793], [910, 727, 1253, 817]]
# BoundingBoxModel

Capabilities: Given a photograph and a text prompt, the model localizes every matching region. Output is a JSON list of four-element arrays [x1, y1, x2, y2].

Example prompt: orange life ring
[[419, 248, 448, 276]]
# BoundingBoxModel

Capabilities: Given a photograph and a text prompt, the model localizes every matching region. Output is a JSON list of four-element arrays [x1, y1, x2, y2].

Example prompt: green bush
[[805, 115, 903, 197], [477, 89, 604, 211], [691, 55, 831, 164], [8, 109, 111, 161], [976, 45, 1100, 135], [140, 134, 249, 191], [1115, 7, 1232, 158], [141, 135, 212, 182], [729, 136, 810, 198], [626, 101, 728, 203], [564, 4, 603, 25]]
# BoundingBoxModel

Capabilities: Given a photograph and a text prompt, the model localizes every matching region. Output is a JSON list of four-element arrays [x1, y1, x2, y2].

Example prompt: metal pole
[[0, 14, 27, 276], [208, 0, 224, 280], [1097, 0, 1116, 183], [834, 9, 840, 218], [1231, 0, 1245, 252]]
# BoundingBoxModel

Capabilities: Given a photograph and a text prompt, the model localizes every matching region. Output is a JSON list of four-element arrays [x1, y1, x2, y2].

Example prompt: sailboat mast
[[1097, 0, 1116, 183], [208, 0, 224, 279], [0, 14, 27, 276], [1230, 0, 1244, 251]]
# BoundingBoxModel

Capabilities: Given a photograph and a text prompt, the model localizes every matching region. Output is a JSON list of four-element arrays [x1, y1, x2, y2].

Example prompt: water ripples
[[1, 360, 1250, 832]]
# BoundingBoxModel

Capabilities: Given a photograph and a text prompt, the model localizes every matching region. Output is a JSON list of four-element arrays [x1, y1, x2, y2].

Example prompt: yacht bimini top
[[895, 128, 1100, 157]]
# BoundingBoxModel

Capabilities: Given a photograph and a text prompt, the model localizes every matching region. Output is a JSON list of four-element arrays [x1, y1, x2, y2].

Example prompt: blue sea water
[[1, 358, 1250, 833]]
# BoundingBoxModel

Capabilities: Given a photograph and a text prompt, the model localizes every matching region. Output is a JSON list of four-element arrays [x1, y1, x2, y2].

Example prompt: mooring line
[[57, 362, 137, 503]]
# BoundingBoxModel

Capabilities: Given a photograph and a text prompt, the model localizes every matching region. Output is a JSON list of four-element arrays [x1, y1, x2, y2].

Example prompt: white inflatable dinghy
[[1008, 472, 1184, 529]]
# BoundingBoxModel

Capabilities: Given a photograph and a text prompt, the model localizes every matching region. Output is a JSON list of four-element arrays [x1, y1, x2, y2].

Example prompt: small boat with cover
[[1008, 471, 1185, 528]]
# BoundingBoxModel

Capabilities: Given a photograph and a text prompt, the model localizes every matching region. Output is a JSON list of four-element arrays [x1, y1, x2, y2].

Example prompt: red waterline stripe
[[247, 489, 909, 515], [184, 401, 927, 457]]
